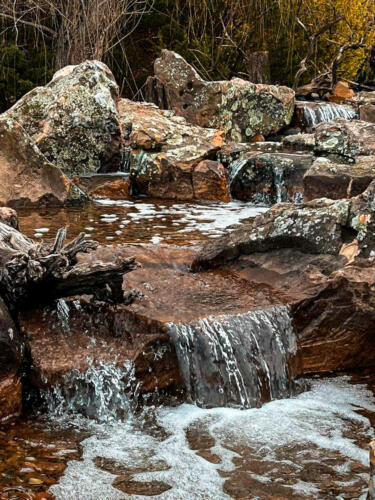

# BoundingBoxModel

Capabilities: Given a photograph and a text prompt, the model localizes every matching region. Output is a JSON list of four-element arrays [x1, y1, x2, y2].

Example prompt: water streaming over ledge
[[167, 305, 298, 409], [301, 101, 357, 128], [41, 360, 140, 423]]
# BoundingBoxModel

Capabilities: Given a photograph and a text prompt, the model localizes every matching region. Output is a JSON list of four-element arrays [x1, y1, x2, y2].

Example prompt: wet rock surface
[[73, 173, 131, 200], [229, 151, 312, 203], [146, 50, 295, 141], [3, 60, 122, 177], [293, 100, 357, 131]]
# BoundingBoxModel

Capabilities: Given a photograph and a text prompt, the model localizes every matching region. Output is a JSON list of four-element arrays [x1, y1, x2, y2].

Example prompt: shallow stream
[[2, 198, 374, 500]]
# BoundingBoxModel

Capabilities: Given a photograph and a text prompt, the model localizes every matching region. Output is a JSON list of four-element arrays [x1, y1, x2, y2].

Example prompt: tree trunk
[[247, 51, 270, 84]]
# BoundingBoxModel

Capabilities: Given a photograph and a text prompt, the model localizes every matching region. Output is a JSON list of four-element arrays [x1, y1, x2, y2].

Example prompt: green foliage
[[0, 43, 53, 112]]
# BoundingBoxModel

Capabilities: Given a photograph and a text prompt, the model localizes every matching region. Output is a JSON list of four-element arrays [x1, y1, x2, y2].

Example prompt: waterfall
[[301, 102, 357, 129], [228, 157, 249, 187], [42, 360, 140, 423], [167, 305, 298, 409]]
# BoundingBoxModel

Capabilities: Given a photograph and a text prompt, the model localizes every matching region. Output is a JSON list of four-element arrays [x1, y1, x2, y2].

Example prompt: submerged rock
[[304, 156, 375, 201], [0, 118, 71, 207], [146, 50, 295, 141], [3, 60, 122, 177], [314, 119, 375, 160], [118, 99, 229, 201]]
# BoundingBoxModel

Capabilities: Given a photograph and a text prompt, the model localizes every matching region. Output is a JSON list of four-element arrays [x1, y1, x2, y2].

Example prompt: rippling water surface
[[17, 198, 268, 246]]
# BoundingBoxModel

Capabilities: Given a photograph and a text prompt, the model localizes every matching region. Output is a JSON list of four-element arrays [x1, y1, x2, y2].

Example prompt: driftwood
[[0, 223, 139, 308]]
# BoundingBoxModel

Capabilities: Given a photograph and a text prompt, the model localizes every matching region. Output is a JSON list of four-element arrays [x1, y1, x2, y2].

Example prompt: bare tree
[[0, 0, 152, 69]]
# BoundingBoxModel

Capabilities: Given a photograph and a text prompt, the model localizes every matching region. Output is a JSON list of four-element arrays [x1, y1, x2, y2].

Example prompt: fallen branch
[[0, 222, 139, 308]]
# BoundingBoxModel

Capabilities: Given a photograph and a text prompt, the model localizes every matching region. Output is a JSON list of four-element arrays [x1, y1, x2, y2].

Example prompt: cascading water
[[167, 305, 298, 409], [301, 101, 357, 128], [42, 360, 140, 423]]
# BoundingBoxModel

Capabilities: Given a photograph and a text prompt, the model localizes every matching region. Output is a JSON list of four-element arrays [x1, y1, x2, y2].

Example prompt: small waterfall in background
[[167, 305, 298, 409], [42, 360, 140, 423], [301, 101, 357, 129]]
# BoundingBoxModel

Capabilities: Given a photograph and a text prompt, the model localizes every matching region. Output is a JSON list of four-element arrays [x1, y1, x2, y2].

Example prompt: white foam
[[51, 377, 374, 499]]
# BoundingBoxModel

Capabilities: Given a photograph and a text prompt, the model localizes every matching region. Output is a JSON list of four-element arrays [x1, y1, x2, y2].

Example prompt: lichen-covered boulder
[[192, 197, 351, 270], [193, 179, 375, 270], [3, 60, 122, 177], [118, 99, 229, 201], [304, 156, 375, 201], [314, 119, 375, 160], [0, 117, 72, 207], [229, 151, 313, 204], [146, 50, 295, 142]]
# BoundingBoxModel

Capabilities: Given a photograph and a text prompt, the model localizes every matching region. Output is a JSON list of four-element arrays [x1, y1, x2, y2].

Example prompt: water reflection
[[17, 199, 268, 246]]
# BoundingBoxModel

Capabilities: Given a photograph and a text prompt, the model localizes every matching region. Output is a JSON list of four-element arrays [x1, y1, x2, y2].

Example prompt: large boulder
[[146, 50, 295, 142], [194, 180, 375, 267], [118, 99, 230, 201], [3, 60, 122, 177], [229, 151, 313, 204], [314, 119, 375, 160], [304, 156, 375, 201], [0, 117, 72, 207]]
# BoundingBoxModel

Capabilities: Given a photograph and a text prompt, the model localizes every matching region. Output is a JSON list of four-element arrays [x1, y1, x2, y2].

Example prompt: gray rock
[[314, 119, 375, 160], [146, 50, 295, 142]]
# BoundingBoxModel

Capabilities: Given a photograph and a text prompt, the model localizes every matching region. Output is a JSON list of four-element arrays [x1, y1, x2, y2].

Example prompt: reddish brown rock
[[21, 244, 199, 393], [304, 156, 375, 201], [118, 99, 229, 201], [327, 81, 355, 104], [146, 50, 295, 141], [74, 174, 131, 200], [292, 262, 375, 374], [192, 160, 230, 202], [20, 300, 182, 394], [0, 372, 22, 423], [0, 118, 71, 207], [360, 104, 375, 124]]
